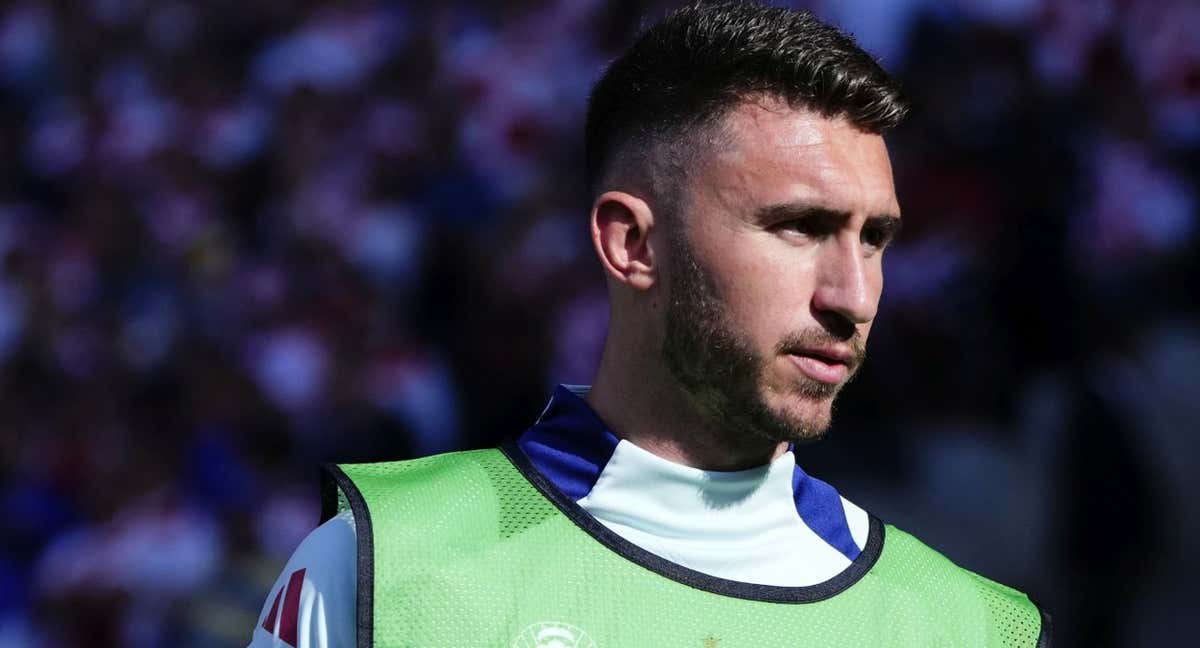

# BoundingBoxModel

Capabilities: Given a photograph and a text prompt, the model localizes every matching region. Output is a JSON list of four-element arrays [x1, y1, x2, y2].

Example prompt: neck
[[586, 339, 788, 472]]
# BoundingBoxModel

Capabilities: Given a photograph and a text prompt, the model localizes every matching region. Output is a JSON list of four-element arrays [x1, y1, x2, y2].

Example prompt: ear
[[590, 191, 657, 291]]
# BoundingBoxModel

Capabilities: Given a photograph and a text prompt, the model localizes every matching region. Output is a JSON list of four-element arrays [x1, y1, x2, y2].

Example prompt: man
[[250, 2, 1050, 646]]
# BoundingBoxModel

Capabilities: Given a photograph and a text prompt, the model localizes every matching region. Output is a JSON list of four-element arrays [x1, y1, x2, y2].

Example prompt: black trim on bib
[[1034, 599, 1053, 647], [319, 467, 339, 524], [319, 464, 375, 648], [498, 437, 884, 604]]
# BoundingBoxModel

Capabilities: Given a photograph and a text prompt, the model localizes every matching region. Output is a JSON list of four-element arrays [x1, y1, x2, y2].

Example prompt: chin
[[783, 407, 834, 443], [760, 388, 836, 444]]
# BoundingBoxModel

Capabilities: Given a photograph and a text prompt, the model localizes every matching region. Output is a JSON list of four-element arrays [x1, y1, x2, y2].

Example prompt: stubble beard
[[660, 230, 863, 447]]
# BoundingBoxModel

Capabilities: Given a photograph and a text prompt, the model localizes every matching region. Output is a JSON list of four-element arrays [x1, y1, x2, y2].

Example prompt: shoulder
[[326, 449, 515, 520], [247, 511, 357, 648], [328, 449, 504, 487], [323, 448, 523, 556], [876, 524, 1051, 646], [877, 523, 1023, 597]]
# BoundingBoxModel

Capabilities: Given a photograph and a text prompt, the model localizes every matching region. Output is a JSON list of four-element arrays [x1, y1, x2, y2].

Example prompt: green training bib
[[322, 445, 1049, 647]]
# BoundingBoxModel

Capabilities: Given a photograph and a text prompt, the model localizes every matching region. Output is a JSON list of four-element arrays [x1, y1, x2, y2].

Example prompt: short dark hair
[[585, 1, 908, 199]]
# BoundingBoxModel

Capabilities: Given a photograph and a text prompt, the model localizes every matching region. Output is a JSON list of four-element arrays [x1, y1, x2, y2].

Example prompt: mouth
[[785, 348, 852, 385]]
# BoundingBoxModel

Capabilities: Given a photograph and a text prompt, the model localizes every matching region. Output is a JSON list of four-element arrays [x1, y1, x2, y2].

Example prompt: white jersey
[[249, 386, 870, 648]]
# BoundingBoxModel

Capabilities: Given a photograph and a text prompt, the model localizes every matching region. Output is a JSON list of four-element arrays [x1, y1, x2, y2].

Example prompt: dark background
[[1, 0, 1197, 645]]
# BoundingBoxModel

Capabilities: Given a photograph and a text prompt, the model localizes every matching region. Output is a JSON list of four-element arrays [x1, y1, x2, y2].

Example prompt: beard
[[660, 230, 865, 446]]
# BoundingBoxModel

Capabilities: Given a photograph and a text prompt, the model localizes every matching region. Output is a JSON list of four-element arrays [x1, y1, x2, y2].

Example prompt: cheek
[[715, 249, 819, 336]]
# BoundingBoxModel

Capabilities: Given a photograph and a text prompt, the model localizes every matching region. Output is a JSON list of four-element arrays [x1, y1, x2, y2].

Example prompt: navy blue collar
[[515, 384, 861, 561], [516, 385, 619, 501]]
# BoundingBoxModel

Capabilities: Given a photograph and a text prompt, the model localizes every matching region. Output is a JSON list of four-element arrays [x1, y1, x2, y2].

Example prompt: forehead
[[692, 99, 899, 218]]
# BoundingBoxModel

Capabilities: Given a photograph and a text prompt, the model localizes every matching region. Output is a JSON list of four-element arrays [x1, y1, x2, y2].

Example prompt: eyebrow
[[753, 202, 903, 238]]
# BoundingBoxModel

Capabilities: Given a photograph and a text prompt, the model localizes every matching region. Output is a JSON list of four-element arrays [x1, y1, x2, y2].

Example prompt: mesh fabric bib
[[321, 445, 1049, 647]]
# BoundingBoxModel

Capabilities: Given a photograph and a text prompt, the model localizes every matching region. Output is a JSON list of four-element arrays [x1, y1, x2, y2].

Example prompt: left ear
[[590, 190, 658, 291]]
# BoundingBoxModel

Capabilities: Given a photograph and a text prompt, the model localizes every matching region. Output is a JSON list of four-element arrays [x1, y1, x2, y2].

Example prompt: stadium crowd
[[0, 0, 1196, 645]]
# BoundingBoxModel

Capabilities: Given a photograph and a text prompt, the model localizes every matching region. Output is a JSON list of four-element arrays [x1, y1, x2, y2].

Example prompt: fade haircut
[[585, 1, 909, 209]]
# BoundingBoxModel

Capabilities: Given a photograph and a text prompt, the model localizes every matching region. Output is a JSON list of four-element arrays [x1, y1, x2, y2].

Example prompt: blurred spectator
[[0, 1, 1195, 645]]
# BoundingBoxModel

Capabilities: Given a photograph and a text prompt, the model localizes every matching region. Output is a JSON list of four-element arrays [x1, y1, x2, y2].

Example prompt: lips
[[791, 345, 854, 365], [786, 347, 853, 384]]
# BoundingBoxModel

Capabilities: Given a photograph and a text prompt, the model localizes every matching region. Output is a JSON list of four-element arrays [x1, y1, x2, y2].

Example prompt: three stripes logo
[[262, 568, 307, 647]]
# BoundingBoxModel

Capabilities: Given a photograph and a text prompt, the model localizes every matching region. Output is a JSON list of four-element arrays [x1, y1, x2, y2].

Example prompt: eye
[[862, 227, 886, 249], [775, 219, 819, 237], [861, 220, 899, 251]]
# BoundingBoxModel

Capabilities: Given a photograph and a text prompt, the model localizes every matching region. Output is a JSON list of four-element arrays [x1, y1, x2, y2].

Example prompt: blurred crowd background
[[0, 0, 1196, 645]]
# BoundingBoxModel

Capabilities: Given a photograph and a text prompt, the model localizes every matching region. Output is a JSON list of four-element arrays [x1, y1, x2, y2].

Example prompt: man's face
[[661, 100, 901, 445]]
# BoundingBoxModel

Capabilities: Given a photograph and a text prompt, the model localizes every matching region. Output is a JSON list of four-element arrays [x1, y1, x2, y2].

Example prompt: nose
[[811, 237, 879, 328]]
